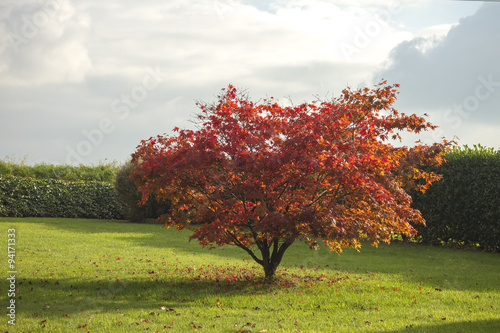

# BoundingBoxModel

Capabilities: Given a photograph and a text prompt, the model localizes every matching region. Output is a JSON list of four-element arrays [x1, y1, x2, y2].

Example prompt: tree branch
[[225, 231, 263, 266]]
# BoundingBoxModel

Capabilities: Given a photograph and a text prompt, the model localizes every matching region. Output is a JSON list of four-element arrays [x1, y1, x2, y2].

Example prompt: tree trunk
[[260, 237, 295, 280], [263, 262, 279, 280], [227, 231, 295, 280]]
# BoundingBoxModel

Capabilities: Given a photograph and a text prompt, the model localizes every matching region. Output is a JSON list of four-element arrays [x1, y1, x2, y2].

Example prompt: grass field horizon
[[1, 217, 499, 332]]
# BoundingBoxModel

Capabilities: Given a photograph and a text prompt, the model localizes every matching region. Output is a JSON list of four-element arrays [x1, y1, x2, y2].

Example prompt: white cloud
[[417, 23, 454, 40], [0, 0, 92, 85]]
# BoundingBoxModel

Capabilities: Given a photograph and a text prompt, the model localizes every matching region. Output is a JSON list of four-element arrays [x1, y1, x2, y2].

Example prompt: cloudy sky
[[1, 0, 499, 165]]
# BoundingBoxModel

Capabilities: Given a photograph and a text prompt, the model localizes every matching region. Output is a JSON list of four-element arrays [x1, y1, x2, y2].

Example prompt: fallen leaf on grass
[[161, 307, 176, 312], [189, 321, 202, 329]]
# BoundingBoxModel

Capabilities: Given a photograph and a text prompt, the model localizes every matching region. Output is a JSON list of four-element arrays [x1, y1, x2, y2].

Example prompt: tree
[[130, 82, 455, 279]]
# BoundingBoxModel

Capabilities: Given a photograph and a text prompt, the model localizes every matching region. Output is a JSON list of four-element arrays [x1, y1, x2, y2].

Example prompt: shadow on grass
[[16, 274, 300, 318], [377, 318, 500, 333]]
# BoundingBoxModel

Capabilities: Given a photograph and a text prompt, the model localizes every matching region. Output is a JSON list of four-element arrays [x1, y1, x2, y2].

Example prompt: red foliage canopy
[[130, 81, 454, 278]]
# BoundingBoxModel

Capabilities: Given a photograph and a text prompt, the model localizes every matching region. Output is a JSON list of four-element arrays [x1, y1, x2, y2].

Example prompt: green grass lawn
[[1, 218, 499, 332]]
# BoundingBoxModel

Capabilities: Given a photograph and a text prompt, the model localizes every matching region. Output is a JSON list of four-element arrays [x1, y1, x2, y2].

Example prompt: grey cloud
[[376, 3, 500, 124]]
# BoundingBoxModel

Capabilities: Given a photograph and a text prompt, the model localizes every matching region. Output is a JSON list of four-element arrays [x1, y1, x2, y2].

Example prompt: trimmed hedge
[[411, 145, 500, 251], [0, 175, 124, 219]]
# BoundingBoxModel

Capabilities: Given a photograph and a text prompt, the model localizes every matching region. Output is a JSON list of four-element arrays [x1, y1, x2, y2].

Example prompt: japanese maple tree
[[130, 81, 454, 279]]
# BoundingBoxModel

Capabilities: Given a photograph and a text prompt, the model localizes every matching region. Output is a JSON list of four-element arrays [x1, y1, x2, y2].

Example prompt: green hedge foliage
[[114, 162, 170, 222], [0, 160, 119, 182], [0, 176, 124, 219], [411, 145, 500, 251]]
